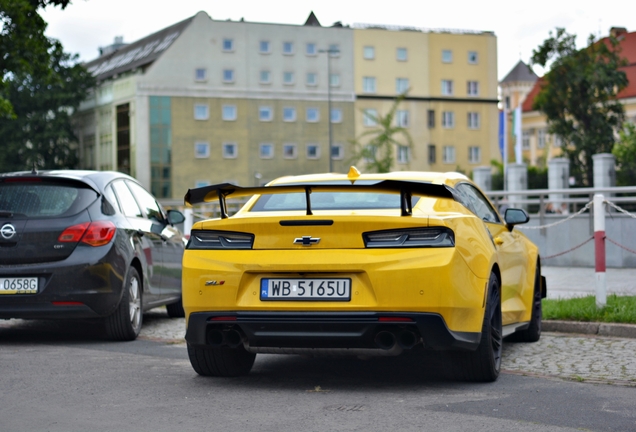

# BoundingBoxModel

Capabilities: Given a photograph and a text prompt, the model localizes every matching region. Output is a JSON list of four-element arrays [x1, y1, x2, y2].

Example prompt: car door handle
[[494, 236, 504, 246]]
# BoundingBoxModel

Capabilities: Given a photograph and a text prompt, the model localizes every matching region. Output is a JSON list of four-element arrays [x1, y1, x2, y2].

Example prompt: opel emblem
[[0, 223, 16, 240], [294, 236, 320, 246]]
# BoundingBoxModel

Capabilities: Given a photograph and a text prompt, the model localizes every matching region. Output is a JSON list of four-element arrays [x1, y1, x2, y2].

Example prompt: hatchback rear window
[[250, 192, 419, 211], [0, 181, 98, 217]]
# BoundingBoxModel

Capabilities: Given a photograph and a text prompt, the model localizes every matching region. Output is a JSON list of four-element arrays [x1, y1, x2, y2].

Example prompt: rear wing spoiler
[[184, 180, 457, 219]]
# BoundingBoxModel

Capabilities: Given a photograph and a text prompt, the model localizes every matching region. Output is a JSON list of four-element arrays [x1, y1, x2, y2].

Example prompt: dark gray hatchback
[[0, 170, 185, 340]]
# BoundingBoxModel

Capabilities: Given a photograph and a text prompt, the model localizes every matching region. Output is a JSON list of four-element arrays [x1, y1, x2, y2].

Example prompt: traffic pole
[[593, 194, 606, 308]]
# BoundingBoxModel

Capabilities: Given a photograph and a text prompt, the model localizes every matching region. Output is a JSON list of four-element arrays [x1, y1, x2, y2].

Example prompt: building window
[[553, 135, 562, 147], [363, 46, 375, 60], [306, 143, 320, 159], [283, 41, 294, 55], [468, 51, 478, 64], [363, 77, 376, 93], [283, 71, 294, 85], [331, 143, 344, 160], [259, 143, 274, 159], [283, 107, 297, 122], [222, 105, 237, 121], [442, 80, 454, 96], [194, 141, 209, 159], [149, 96, 171, 198], [328, 44, 340, 56], [330, 108, 342, 123], [467, 112, 480, 129], [505, 96, 511, 110], [259, 106, 273, 122], [468, 146, 481, 163], [223, 69, 235, 83], [522, 130, 531, 149], [396, 78, 409, 94], [330, 73, 340, 87], [428, 144, 436, 164], [223, 142, 237, 159], [443, 146, 456, 164], [467, 81, 479, 96], [283, 143, 297, 159], [195, 68, 206, 82], [363, 109, 378, 127], [194, 104, 209, 120], [442, 111, 455, 128], [363, 145, 377, 163], [427, 110, 435, 128], [397, 145, 409, 163], [260, 70, 271, 84], [222, 38, 234, 52], [538, 129, 547, 148], [306, 43, 317, 55], [306, 72, 318, 86], [442, 49, 453, 63], [396, 47, 407, 61], [259, 40, 271, 54], [396, 110, 409, 127], [306, 107, 319, 122]]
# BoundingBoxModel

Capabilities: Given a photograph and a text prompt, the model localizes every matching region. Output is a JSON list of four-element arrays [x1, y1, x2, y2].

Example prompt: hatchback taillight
[[58, 221, 116, 247]]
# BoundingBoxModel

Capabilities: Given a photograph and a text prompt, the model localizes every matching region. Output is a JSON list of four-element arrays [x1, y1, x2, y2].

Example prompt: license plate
[[0, 277, 38, 294], [260, 278, 351, 301]]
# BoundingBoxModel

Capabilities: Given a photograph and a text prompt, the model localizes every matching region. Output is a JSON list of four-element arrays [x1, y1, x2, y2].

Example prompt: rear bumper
[[185, 311, 481, 351], [0, 243, 127, 319]]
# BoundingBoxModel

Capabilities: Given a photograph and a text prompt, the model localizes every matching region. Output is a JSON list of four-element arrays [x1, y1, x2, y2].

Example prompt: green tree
[[349, 92, 413, 173], [530, 28, 628, 186], [612, 123, 636, 186], [0, 40, 94, 171], [0, 0, 72, 118]]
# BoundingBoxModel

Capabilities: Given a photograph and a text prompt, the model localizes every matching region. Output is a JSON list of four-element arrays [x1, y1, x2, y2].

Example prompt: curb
[[543, 320, 636, 338]]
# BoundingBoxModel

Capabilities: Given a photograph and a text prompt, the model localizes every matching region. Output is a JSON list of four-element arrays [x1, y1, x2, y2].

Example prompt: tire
[[105, 267, 143, 341], [451, 272, 502, 382], [166, 298, 185, 318], [187, 343, 256, 377], [507, 260, 542, 342]]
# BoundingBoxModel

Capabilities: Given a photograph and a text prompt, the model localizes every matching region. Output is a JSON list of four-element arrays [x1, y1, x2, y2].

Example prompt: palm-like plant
[[349, 91, 413, 173]]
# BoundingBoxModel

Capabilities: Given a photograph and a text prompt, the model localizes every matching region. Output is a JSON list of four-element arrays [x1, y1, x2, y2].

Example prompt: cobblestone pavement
[[140, 309, 636, 386]]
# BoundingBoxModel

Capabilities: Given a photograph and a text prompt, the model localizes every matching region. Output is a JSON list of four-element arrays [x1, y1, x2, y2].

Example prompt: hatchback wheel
[[105, 267, 143, 341]]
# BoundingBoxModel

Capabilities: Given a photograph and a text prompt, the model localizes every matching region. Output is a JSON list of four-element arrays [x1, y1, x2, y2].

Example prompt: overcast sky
[[40, 0, 636, 80]]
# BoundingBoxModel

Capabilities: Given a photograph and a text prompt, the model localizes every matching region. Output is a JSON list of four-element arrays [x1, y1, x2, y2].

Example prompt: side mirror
[[167, 209, 185, 225], [504, 208, 529, 231]]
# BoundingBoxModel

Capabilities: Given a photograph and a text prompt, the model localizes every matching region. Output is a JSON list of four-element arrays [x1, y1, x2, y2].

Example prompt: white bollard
[[593, 194, 606, 308], [184, 207, 194, 238]]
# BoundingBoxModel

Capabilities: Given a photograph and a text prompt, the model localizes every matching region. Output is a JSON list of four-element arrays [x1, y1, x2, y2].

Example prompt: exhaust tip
[[374, 331, 397, 350], [207, 329, 224, 347], [225, 329, 243, 348], [397, 330, 418, 349]]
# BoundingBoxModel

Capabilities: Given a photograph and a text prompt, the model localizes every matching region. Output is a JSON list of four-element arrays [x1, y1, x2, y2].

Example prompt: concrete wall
[[519, 215, 636, 268]]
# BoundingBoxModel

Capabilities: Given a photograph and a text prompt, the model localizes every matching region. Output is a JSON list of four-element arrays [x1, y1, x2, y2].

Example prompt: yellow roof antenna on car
[[347, 166, 361, 180]]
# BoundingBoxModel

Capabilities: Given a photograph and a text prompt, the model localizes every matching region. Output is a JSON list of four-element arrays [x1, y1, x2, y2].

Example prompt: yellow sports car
[[182, 168, 545, 382]]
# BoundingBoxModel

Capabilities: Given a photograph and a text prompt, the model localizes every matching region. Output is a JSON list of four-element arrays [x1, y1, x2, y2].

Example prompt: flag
[[498, 110, 505, 158], [513, 106, 522, 163]]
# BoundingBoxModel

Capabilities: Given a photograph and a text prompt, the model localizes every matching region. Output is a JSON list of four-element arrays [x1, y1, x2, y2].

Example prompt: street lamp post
[[319, 47, 339, 173]]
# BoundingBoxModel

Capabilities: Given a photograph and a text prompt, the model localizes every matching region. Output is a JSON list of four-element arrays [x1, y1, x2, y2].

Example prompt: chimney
[[610, 27, 627, 38]]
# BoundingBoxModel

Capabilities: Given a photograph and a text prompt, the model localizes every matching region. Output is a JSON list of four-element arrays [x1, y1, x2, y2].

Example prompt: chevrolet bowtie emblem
[[294, 236, 320, 246]]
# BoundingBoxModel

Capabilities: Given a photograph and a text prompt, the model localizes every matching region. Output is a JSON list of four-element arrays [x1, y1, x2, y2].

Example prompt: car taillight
[[58, 221, 116, 247], [363, 227, 455, 248], [58, 222, 90, 243], [187, 230, 254, 250]]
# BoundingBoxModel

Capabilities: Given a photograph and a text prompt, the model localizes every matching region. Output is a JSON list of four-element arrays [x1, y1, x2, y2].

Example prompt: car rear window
[[0, 181, 98, 217], [250, 192, 419, 211]]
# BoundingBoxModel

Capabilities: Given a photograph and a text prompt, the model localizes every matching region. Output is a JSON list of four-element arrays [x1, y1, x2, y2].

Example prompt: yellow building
[[353, 24, 499, 174]]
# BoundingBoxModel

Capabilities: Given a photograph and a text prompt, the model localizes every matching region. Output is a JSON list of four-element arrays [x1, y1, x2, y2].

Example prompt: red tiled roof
[[522, 30, 636, 112]]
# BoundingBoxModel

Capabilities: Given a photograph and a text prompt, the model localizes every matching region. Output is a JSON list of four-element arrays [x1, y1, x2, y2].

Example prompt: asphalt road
[[1, 318, 635, 432]]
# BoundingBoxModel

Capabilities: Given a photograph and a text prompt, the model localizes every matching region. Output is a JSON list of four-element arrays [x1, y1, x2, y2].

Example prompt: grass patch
[[543, 294, 636, 324]]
